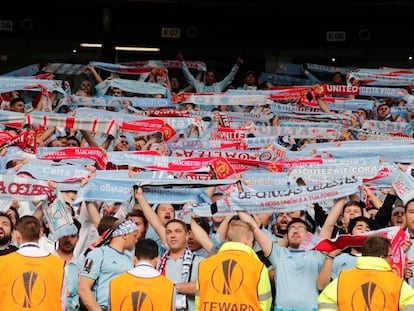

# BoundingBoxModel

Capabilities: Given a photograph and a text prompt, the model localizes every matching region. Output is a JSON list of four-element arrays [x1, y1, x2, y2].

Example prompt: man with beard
[[54, 219, 82, 311], [0, 215, 66, 310], [240, 214, 337, 311], [271, 210, 306, 242], [0, 212, 17, 255], [78, 218, 138, 311]]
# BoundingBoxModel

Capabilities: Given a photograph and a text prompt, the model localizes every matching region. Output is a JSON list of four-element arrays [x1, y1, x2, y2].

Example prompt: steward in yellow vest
[[0, 215, 65, 311], [109, 238, 176, 311], [318, 235, 414, 311], [195, 217, 272, 311]]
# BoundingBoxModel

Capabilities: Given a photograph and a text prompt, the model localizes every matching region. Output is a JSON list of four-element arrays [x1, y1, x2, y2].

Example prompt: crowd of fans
[[1, 53, 414, 310]]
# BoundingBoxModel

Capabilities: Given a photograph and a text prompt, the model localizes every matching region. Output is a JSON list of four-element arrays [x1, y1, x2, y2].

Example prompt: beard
[[276, 225, 288, 235], [288, 242, 300, 249], [0, 234, 11, 246]]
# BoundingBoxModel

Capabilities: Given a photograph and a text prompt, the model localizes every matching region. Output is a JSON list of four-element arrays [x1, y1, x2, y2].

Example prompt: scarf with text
[[361, 120, 411, 136], [17, 162, 90, 182], [119, 119, 177, 141], [38, 147, 108, 169], [391, 165, 414, 205], [290, 140, 414, 163], [316, 84, 404, 98], [287, 160, 392, 184], [107, 151, 236, 179], [0, 174, 54, 201], [186, 176, 361, 216], [74, 177, 217, 206], [0, 128, 37, 154]]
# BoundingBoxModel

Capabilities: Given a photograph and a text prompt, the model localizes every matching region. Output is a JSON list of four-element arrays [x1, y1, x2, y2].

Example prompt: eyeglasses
[[392, 211, 404, 217], [120, 140, 129, 144], [288, 226, 307, 233]]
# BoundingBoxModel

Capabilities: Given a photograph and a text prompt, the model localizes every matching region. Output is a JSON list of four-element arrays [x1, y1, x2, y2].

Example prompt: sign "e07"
[[161, 27, 181, 39]]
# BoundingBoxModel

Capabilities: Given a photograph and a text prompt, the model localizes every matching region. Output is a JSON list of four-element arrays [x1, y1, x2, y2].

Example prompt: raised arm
[[317, 247, 343, 291], [134, 186, 166, 245], [237, 211, 273, 257], [177, 52, 200, 90], [318, 197, 346, 239], [190, 216, 214, 253], [85, 201, 102, 229]]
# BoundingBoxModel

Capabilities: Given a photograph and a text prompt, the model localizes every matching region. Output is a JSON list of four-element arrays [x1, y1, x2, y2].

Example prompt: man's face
[[102, 203, 120, 217], [405, 202, 414, 234], [391, 207, 406, 228], [0, 216, 12, 246], [10, 100, 25, 113], [342, 205, 362, 230], [165, 222, 188, 252], [58, 234, 79, 253], [114, 138, 129, 151], [127, 216, 147, 241], [204, 72, 216, 86], [274, 211, 302, 234], [287, 222, 308, 249], [156, 204, 174, 224], [244, 73, 256, 85], [377, 105, 390, 119], [125, 230, 139, 251], [111, 88, 123, 97], [351, 220, 371, 235]]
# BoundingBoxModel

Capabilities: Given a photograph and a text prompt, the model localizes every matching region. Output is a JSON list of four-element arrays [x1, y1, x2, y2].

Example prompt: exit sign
[[161, 27, 181, 39], [326, 31, 346, 42]]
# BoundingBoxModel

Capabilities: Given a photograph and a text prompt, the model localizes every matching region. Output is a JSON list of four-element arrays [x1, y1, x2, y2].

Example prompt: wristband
[[326, 254, 336, 260]]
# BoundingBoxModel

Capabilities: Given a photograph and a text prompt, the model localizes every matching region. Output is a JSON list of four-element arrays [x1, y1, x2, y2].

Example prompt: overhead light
[[80, 43, 159, 52], [80, 43, 102, 48], [115, 46, 160, 52]]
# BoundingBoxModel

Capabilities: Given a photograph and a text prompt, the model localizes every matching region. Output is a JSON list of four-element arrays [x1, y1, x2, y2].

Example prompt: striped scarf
[[158, 247, 195, 310], [158, 246, 194, 280]]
